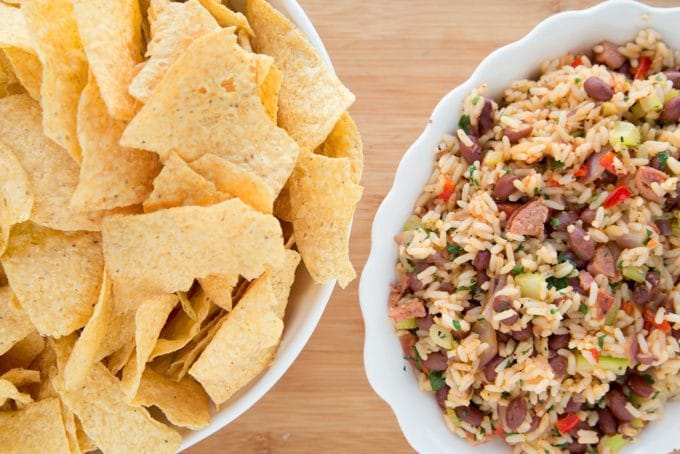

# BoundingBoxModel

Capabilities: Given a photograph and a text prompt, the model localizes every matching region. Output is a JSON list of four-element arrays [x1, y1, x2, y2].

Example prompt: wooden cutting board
[[188, 1, 676, 452]]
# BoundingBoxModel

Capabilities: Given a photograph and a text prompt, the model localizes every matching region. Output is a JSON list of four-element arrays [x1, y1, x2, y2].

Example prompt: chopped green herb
[[502, 165, 510, 174], [550, 217, 560, 228], [623, 95, 629, 102], [575, 77, 582, 84], [519, 379, 524, 386], [521, 348, 531, 355], [558, 252, 577, 268], [546, 100, 554, 106], [505, 358, 516, 369], [657, 151, 669, 170], [656, 74, 664, 81], [458, 114, 472, 134], [547, 404, 555, 412], [515, 242, 525, 252], [428, 371, 446, 391], [457, 284, 474, 292], [598, 334, 606, 349], [447, 244, 463, 257], [467, 164, 479, 186], [579, 303, 589, 314], [644, 228, 653, 246], [501, 232, 507, 240], [547, 276, 569, 290], [479, 427, 486, 435], [501, 391, 510, 398], [534, 187, 541, 195], [652, 390, 659, 399], [572, 129, 585, 138], [545, 449, 550, 454], [643, 374, 655, 384], [406, 259, 415, 273], [472, 95, 480, 105], [553, 160, 565, 169], [610, 280, 622, 290], [511, 265, 524, 275], [446, 226, 456, 234], [550, 307, 559, 314], [452, 320, 462, 331]]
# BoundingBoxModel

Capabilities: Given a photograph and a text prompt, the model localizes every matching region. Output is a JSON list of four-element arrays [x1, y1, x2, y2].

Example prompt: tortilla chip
[[96, 308, 136, 362], [102, 198, 284, 295], [177, 292, 196, 320], [121, 294, 177, 398], [189, 153, 274, 214], [197, 0, 253, 35], [22, 0, 87, 162], [0, 95, 136, 231], [247, 0, 355, 153], [167, 313, 223, 381], [150, 289, 215, 360], [0, 368, 40, 387], [71, 75, 160, 211], [75, 418, 96, 453], [0, 378, 32, 406], [0, 398, 70, 453], [315, 112, 363, 184], [72, 0, 143, 121], [267, 249, 301, 318], [106, 340, 135, 375], [0, 330, 43, 372], [0, 50, 23, 98], [258, 58, 282, 123], [289, 153, 362, 288], [1, 223, 104, 337], [0, 3, 34, 53], [0, 287, 33, 356], [189, 274, 283, 404], [58, 401, 80, 454], [121, 29, 299, 207], [198, 274, 237, 311], [128, 0, 219, 103], [273, 183, 293, 222], [238, 28, 252, 51], [63, 273, 112, 391], [54, 362, 182, 453], [132, 367, 210, 430], [143, 152, 231, 213], [3, 48, 41, 101], [0, 140, 33, 255]]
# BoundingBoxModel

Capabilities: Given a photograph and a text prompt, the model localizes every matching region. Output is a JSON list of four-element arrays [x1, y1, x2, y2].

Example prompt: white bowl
[[359, 1, 680, 453], [181, 0, 337, 449]]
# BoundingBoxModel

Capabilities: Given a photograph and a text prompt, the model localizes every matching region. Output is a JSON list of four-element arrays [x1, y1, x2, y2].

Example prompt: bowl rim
[[359, 1, 680, 453], [180, 0, 338, 450]]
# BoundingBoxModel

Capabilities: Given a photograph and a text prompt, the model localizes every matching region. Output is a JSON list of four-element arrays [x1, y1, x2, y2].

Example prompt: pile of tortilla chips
[[0, 0, 361, 451]]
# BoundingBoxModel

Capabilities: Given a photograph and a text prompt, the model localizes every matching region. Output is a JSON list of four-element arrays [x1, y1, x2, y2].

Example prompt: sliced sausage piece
[[408, 272, 424, 292], [497, 202, 521, 219], [587, 245, 617, 278], [454, 405, 484, 427], [478, 99, 494, 135], [584, 77, 614, 101], [549, 355, 568, 377], [506, 199, 549, 237], [596, 290, 615, 318], [627, 374, 654, 398], [578, 270, 594, 292], [548, 333, 570, 351], [606, 388, 633, 422], [493, 174, 519, 201], [598, 408, 618, 435], [551, 211, 579, 232], [567, 442, 587, 454], [435, 385, 450, 409], [417, 315, 434, 331], [511, 325, 532, 341], [505, 397, 527, 431], [503, 125, 533, 143], [389, 299, 426, 322], [483, 355, 505, 382], [567, 225, 595, 261], [595, 40, 626, 69], [635, 166, 669, 204], [473, 250, 491, 271], [492, 295, 518, 326], [564, 397, 584, 413], [423, 351, 449, 372], [661, 96, 680, 123]]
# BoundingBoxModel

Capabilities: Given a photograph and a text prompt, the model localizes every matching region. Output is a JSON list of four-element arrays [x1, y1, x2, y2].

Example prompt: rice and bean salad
[[389, 30, 680, 453]]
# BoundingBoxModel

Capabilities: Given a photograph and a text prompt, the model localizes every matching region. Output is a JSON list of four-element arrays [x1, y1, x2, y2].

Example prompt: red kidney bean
[[597, 408, 618, 435], [567, 442, 587, 454], [423, 351, 449, 372], [414, 262, 430, 273], [505, 397, 527, 431], [661, 96, 680, 123], [492, 295, 518, 326], [564, 397, 584, 413], [511, 325, 532, 341], [503, 125, 533, 143], [580, 208, 597, 225], [548, 334, 570, 351], [627, 374, 654, 398], [417, 315, 434, 331], [497, 202, 521, 219], [584, 77, 614, 101], [567, 225, 595, 261], [454, 405, 484, 427], [474, 250, 491, 271], [549, 355, 568, 377], [606, 389, 633, 422], [656, 219, 672, 236], [438, 282, 455, 293], [460, 136, 484, 164], [408, 272, 423, 292], [476, 269, 490, 287], [478, 99, 494, 135], [633, 283, 652, 306], [496, 331, 511, 344], [435, 385, 450, 409], [664, 71, 680, 88], [492, 174, 519, 201], [483, 355, 505, 382], [595, 40, 626, 69], [551, 211, 579, 232]]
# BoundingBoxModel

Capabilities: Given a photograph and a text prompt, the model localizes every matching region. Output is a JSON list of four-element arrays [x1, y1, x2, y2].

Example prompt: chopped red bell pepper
[[495, 426, 506, 439], [644, 308, 671, 333], [571, 55, 584, 68], [603, 184, 632, 208], [547, 177, 561, 188], [590, 348, 600, 363], [555, 414, 581, 434], [438, 177, 455, 200], [622, 301, 636, 316], [599, 150, 620, 175], [574, 164, 588, 177], [635, 56, 651, 80]]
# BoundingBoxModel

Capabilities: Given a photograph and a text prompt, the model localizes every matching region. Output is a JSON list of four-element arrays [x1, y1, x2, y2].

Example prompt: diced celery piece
[[628, 392, 644, 406], [622, 266, 646, 283], [515, 273, 545, 300], [430, 324, 454, 350], [446, 408, 460, 425], [604, 298, 620, 325], [609, 121, 641, 148], [395, 318, 418, 330], [599, 355, 629, 374], [603, 434, 628, 452], [403, 214, 424, 231], [631, 417, 645, 429], [640, 92, 663, 112], [630, 102, 646, 120], [483, 150, 503, 167], [574, 351, 592, 375], [672, 221, 680, 237], [602, 102, 618, 117], [665, 89, 680, 102]]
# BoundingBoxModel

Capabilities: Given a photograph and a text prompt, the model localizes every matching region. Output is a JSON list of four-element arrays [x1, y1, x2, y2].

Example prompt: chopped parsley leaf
[[511, 265, 524, 275], [546, 100, 554, 106], [472, 95, 480, 105], [479, 427, 486, 435], [428, 371, 446, 391], [572, 129, 585, 138], [547, 276, 569, 290], [575, 77, 582, 84], [652, 390, 659, 399], [458, 114, 472, 134], [515, 242, 525, 252], [501, 391, 510, 398], [657, 151, 669, 170], [452, 320, 462, 331], [534, 187, 541, 195], [643, 373, 655, 384], [547, 405, 555, 412], [503, 165, 511, 174], [447, 244, 463, 257], [550, 217, 560, 228], [406, 259, 415, 273], [644, 228, 653, 245], [550, 307, 559, 314], [579, 303, 589, 314], [656, 74, 664, 81], [598, 334, 606, 349], [553, 160, 565, 169], [521, 348, 531, 355]]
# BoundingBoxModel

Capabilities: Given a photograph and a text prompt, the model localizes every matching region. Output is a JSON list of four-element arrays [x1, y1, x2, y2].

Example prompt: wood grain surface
[[188, 1, 677, 452]]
